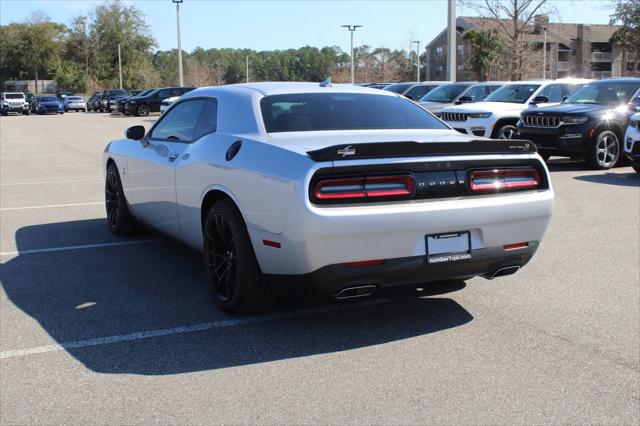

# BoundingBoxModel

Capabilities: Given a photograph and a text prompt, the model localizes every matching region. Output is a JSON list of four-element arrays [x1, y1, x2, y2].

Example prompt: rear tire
[[105, 162, 137, 235], [539, 152, 551, 161], [586, 130, 620, 170], [203, 199, 274, 314], [633, 165, 640, 174]]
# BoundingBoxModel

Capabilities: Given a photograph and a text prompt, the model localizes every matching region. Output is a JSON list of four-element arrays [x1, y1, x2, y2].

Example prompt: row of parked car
[[86, 87, 195, 116], [360, 78, 639, 171]]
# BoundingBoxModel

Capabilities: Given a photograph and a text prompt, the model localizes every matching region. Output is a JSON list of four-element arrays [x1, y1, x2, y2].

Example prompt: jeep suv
[[440, 79, 590, 139], [518, 79, 640, 169], [101, 89, 129, 112], [1, 92, 30, 116]]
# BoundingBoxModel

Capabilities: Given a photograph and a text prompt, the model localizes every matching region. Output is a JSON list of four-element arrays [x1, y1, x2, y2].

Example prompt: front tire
[[633, 164, 640, 174], [203, 199, 274, 314], [586, 130, 620, 170], [496, 124, 518, 139], [137, 104, 150, 117], [105, 163, 137, 235]]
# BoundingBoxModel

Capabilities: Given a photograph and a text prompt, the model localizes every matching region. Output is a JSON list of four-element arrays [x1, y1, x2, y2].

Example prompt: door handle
[[168, 153, 179, 162]]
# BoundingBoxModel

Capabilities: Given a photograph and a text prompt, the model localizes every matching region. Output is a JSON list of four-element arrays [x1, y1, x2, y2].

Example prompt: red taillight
[[314, 175, 414, 201], [469, 169, 540, 192], [345, 259, 385, 268], [503, 242, 529, 251]]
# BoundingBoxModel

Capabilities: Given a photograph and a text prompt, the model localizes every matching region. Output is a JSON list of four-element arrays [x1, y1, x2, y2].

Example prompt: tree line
[[0, 1, 424, 93], [2, 0, 638, 93]]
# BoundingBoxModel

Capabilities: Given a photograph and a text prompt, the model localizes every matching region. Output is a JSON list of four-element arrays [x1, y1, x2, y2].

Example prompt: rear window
[[260, 93, 448, 133], [107, 90, 128, 97], [68, 96, 83, 101], [383, 83, 413, 94], [41, 96, 58, 102]]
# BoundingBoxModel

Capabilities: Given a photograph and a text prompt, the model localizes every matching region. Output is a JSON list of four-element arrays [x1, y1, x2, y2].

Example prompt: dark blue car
[[36, 96, 64, 115]]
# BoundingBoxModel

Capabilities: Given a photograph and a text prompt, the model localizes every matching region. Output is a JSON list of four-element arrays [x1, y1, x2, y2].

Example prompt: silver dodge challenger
[[103, 82, 554, 313]]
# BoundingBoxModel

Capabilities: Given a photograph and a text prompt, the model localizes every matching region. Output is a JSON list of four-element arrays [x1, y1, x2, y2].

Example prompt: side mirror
[[404, 94, 413, 100], [126, 125, 146, 140], [629, 98, 640, 112], [561, 95, 569, 103], [456, 96, 473, 104], [530, 95, 549, 104]]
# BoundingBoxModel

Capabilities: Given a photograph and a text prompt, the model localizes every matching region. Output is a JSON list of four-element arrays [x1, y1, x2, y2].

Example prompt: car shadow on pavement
[[1, 219, 473, 376], [573, 172, 640, 187]]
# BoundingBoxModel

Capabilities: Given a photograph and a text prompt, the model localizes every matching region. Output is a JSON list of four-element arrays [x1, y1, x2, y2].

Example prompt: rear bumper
[[266, 244, 538, 296], [249, 187, 554, 275]]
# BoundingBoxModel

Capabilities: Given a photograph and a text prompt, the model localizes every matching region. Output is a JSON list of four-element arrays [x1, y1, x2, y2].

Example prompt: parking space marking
[[0, 239, 160, 257], [0, 202, 103, 211], [0, 298, 389, 360], [0, 178, 102, 186]]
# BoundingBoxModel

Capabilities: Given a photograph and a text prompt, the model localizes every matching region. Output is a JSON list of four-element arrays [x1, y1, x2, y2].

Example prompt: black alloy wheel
[[203, 199, 274, 314], [105, 163, 136, 235], [205, 212, 237, 303]]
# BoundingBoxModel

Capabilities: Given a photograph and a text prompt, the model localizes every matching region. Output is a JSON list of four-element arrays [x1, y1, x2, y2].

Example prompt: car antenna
[[319, 77, 332, 88]]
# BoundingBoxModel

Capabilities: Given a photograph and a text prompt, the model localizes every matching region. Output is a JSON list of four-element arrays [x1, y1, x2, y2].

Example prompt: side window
[[156, 89, 170, 100], [538, 84, 563, 102], [193, 99, 218, 140], [407, 85, 429, 100], [149, 100, 205, 142], [464, 85, 487, 101]]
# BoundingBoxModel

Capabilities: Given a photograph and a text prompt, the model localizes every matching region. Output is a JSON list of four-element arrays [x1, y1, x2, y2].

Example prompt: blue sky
[[1, 0, 615, 53]]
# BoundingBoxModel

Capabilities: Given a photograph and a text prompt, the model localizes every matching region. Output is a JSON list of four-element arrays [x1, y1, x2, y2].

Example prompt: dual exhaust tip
[[335, 265, 521, 299], [335, 284, 376, 300], [484, 265, 521, 280]]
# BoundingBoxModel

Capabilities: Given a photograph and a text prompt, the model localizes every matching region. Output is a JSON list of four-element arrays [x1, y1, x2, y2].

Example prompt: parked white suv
[[1, 92, 30, 116], [440, 79, 590, 139]]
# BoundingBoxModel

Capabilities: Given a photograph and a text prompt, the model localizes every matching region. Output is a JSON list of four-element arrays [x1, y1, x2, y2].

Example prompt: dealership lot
[[0, 113, 638, 424]]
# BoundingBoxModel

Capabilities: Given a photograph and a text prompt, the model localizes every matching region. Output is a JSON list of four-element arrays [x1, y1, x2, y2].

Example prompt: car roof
[[588, 78, 640, 84], [204, 82, 400, 97]]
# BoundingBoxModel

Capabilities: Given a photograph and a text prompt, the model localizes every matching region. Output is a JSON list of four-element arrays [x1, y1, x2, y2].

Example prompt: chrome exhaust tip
[[484, 265, 521, 280], [335, 284, 377, 300]]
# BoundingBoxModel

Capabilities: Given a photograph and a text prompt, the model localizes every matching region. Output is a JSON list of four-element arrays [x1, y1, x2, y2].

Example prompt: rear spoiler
[[306, 139, 537, 162]]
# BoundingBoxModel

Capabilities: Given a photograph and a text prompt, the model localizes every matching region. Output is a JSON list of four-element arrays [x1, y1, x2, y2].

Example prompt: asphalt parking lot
[[1, 112, 638, 424]]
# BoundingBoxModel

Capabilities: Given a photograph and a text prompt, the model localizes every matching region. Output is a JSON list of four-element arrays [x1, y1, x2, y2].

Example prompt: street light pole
[[542, 26, 547, 79], [342, 25, 362, 84], [173, 0, 184, 87], [447, 0, 456, 81], [412, 40, 420, 82], [117, 43, 123, 90]]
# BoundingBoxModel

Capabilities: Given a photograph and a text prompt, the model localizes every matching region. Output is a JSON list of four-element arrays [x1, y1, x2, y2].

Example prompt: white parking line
[[0, 178, 102, 186], [0, 239, 160, 257], [0, 298, 389, 360], [0, 202, 103, 211]]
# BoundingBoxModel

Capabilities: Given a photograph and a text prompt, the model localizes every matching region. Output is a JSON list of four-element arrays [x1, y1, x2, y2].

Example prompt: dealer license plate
[[426, 232, 472, 264]]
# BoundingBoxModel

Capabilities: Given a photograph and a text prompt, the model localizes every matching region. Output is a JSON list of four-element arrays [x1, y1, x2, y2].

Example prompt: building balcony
[[557, 61, 570, 72], [591, 52, 612, 62], [591, 71, 612, 79]]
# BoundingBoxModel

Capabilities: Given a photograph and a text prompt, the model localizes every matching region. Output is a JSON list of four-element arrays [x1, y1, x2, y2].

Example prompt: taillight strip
[[469, 169, 540, 192], [314, 175, 414, 200]]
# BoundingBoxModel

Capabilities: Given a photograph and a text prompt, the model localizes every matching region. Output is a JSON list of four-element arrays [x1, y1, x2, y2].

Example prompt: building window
[[457, 64, 464, 71], [437, 65, 443, 72], [457, 45, 464, 55], [435, 47, 443, 58]]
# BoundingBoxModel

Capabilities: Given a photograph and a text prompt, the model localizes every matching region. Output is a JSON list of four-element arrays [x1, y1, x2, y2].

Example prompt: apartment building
[[426, 15, 637, 81]]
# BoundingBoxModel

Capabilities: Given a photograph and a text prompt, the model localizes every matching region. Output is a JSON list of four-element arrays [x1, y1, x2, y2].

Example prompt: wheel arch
[[590, 121, 624, 142], [200, 187, 247, 236], [491, 117, 520, 138]]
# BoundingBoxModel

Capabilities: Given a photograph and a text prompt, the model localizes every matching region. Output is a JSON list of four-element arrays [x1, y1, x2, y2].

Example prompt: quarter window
[[193, 99, 218, 140], [150, 100, 205, 142]]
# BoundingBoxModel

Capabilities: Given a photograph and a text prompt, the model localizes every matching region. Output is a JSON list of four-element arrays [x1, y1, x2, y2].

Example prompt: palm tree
[[463, 29, 505, 81]]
